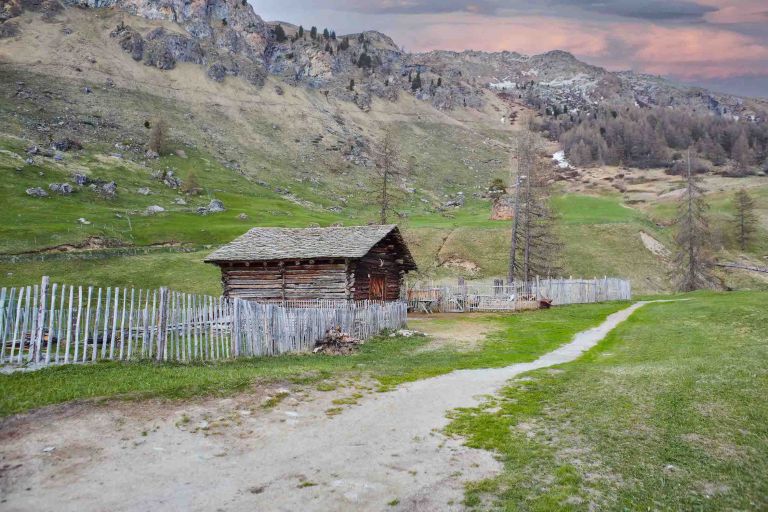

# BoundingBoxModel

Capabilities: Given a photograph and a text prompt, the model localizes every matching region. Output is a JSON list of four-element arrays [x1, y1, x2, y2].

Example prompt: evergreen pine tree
[[732, 188, 757, 250], [310, 26, 317, 40], [273, 24, 287, 43]]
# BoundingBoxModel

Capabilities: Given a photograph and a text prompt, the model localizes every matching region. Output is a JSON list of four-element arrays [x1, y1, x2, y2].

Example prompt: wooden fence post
[[156, 287, 169, 362], [32, 276, 49, 363], [232, 298, 241, 357]]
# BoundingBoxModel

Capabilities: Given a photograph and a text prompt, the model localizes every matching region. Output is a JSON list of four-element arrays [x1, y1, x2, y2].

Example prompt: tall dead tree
[[508, 125, 560, 283], [374, 129, 407, 224], [732, 188, 757, 250], [673, 149, 713, 291]]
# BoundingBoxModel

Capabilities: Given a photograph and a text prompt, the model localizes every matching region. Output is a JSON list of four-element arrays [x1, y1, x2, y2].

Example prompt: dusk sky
[[251, 0, 768, 98]]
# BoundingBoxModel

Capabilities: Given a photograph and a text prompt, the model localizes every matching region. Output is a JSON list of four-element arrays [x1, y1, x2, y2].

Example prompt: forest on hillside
[[537, 106, 768, 175]]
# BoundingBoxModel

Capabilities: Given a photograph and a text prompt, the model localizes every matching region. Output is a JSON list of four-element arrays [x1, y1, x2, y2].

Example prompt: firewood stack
[[313, 326, 363, 355]]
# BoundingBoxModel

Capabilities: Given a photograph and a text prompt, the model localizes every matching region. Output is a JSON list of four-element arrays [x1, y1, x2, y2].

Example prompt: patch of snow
[[552, 150, 573, 169], [489, 81, 516, 90]]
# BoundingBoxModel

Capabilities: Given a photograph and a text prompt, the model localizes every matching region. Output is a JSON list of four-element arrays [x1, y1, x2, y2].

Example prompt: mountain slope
[[0, 0, 767, 295]]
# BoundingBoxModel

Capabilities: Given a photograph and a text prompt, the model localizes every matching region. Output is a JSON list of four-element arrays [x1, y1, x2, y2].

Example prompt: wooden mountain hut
[[204, 225, 417, 302]]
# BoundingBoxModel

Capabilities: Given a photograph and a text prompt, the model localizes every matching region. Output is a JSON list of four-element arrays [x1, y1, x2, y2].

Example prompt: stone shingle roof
[[204, 225, 416, 268]]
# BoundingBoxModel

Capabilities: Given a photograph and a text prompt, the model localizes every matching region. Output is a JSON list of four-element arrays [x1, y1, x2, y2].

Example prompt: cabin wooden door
[[369, 276, 386, 301]]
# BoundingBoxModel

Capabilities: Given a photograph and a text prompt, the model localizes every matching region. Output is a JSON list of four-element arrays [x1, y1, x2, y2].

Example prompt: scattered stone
[[237, 213, 249, 221], [72, 173, 88, 186], [173, 197, 187, 205], [25, 157, 34, 165], [110, 153, 123, 159], [53, 153, 64, 161], [145, 205, 165, 215], [145, 150, 160, 159], [42, 446, 55, 453], [78, 218, 91, 225], [328, 206, 343, 213], [137, 187, 152, 195], [26, 187, 48, 198], [197, 420, 210, 431], [83, 87, 92, 94], [52, 139, 83, 152], [99, 181, 117, 199], [105, 77, 115, 88], [197, 199, 226, 215], [49, 183, 73, 195], [153, 169, 181, 189]]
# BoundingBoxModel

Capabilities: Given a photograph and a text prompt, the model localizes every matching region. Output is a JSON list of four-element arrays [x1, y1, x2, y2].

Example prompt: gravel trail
[[0, 302, 652, 512]]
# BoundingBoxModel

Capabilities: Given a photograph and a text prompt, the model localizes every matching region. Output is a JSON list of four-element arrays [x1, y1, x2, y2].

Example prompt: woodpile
[[313, 327, 362, 355]]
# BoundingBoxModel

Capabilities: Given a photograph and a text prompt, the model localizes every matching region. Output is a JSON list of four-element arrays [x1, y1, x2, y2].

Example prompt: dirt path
[[0, 302, 652, 512]]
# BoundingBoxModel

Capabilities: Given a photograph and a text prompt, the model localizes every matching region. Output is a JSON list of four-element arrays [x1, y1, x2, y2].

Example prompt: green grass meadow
[[448, 291, 768, 511]]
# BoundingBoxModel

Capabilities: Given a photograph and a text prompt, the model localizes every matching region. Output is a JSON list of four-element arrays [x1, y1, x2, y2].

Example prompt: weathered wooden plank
[[91, 287, 102, 362], [109, 287, 119, 360], [44, 281, 57, 364], [118, 288, 127, 360], [9, 287, 25, 362]]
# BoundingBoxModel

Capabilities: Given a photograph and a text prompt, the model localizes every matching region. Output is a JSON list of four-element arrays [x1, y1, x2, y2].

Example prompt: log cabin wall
[[351, 233, 406, 301], [220, 259, 349, 301]]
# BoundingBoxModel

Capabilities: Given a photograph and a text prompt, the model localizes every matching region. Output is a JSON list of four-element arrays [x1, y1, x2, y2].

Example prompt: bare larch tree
[[374, 129, 407, 224], [508, 124, 561, 283], [673, 149, 713, 291], [732, 188, 757, 250]]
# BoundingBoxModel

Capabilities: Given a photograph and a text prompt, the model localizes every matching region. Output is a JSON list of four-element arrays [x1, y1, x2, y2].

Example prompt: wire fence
[[0, 277, 407, 368]]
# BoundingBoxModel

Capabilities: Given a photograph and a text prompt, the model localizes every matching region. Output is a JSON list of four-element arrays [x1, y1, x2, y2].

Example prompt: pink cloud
[[383, 12, 767, 80]]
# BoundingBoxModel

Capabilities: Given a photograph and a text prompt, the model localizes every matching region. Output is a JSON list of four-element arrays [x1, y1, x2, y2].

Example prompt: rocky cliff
[[3, 0, 765, 122]]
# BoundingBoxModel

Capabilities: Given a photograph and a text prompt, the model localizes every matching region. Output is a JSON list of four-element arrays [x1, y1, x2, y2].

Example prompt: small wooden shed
[[204, 225, 417, 301]]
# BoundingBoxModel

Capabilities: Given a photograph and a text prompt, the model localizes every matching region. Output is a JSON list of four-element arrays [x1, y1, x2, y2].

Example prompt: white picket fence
[[0, 277, 407, 367], [405, 277, 632, 313]]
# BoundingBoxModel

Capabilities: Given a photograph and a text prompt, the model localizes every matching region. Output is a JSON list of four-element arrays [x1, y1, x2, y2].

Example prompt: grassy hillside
[[1, 9, 767, 295]]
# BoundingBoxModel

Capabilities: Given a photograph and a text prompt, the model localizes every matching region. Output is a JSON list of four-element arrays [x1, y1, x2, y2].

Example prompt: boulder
[[99, 181, 117, 199], [72, 173, 88, 186], [197, 199, 225, 215], [207, 63, 226, 82], [207, 199, 225, 212], [49, 183, 73, 195], [26, 187, 48, 198], [145, 205, 165, 215]]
